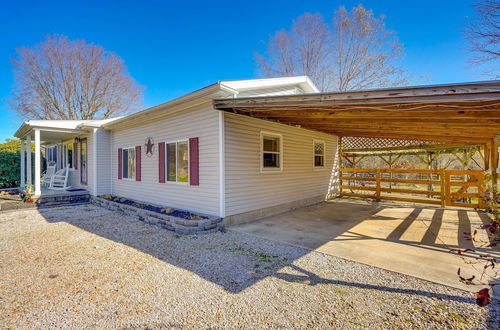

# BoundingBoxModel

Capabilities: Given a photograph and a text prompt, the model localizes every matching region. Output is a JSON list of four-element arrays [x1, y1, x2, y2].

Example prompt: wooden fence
[[340, 168, 484, 209]]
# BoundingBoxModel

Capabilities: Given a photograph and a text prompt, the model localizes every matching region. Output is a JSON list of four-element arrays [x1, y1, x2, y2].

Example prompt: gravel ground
[[0, 204, 498, 329]]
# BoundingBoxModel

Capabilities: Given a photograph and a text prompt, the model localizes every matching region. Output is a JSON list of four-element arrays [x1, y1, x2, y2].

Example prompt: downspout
[[92, 128, 98, 196], [218, 89, 238, 218], [218, 110, 225, 218]]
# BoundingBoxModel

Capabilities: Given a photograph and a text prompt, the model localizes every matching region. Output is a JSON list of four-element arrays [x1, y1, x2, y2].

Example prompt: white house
[[14, 76, 339, 224]]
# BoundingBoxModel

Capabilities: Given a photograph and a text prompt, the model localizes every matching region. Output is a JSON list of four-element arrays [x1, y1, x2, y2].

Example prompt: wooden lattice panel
[[341, 136, 443, 151]]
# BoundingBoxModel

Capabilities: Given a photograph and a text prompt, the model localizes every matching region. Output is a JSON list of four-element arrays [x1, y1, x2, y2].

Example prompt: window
[[122, 147, 136, 180], [80, 138, 88, 184], [314, 141, 325, 167], [47, 146, 57, 163], [261, 132, 282, 170], [166, 141, 189, 182], [66, 143, 73, 168], [62, 145, 66, 168]]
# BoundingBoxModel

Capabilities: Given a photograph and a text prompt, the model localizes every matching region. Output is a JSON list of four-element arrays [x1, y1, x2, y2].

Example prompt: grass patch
[[227, 245, 279, 263]]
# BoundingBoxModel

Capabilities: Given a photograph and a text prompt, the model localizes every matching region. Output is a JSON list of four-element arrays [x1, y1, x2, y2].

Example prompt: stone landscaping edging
[[91, 196, 224, 235]]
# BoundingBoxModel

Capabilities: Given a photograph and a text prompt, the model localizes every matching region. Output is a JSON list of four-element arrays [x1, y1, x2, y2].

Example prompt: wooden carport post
[[491, 137, 499, 189], [484, 137, 499, 208]]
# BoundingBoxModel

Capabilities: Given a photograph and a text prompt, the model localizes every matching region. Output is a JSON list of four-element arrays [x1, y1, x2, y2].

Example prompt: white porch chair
[[49, 167, 71, 190], [41, 164, 56, 187]]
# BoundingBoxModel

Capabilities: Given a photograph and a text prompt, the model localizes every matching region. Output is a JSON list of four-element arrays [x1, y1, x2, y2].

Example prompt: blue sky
[[0, 0, 486, 141]]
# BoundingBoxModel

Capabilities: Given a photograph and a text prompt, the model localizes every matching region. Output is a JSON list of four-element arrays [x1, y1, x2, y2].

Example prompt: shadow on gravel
[[36, 202, 490, 309], [275, 264, 478, 304]]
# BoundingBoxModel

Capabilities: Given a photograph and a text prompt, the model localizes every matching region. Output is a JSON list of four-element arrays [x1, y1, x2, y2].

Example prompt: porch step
[[37, 193, 90, 206]]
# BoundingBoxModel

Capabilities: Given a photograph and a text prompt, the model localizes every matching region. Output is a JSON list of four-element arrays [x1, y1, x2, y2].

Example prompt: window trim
[[313, 140, 326, 169], [260, 131, 283, 172], [64, 142, 74, 169], [62, 144, 67, 169], [121, 146, 136, 181], [80, 138, 88, 185], [165, 139, 190, 185]]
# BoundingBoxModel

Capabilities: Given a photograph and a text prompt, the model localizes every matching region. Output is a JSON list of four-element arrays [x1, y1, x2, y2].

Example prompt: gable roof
[[13, 76, 319, 135], [221, 76, 319, 94], [102, 76, 318, 129]]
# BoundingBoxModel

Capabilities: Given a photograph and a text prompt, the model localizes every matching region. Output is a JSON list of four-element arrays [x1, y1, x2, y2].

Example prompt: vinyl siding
[[110, 103, 220, 216], [237, 86, 304, 97], [86, 133, 94, 193], [224, 113, 339, 217], [94, 129, 112, 195]]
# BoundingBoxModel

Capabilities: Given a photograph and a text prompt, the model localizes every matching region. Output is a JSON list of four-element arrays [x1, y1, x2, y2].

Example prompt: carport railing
[[339, 168, 485, 209]]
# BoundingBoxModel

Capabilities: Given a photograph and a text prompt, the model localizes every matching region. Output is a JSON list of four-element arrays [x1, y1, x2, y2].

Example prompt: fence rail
[[339, 168, 484, 209]]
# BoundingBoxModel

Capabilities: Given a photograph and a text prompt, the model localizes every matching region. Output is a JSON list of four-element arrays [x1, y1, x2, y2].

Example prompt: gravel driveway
[[0, 204, 498, 328]]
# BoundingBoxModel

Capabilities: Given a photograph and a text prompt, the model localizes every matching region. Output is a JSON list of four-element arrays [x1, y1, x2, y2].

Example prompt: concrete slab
[[231, 198, 499, 292]]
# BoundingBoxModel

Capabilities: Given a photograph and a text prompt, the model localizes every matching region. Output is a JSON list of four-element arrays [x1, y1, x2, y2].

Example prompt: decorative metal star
[[145, 137, 155, 157]]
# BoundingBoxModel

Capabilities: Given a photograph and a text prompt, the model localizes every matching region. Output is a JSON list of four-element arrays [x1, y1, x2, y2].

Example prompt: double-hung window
[[166, 141, 189, 183], [122, 147, 136, 180], [313, 140, 325, 167], [261, 132, 282, 171]]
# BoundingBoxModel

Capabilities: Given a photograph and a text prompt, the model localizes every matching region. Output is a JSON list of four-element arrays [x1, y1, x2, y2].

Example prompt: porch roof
[[14, 118, 122, 142], [213, 80, 500, 145]]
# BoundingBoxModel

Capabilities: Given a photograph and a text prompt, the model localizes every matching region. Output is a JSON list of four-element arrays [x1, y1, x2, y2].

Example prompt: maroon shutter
[[135, 146, 141, 181], [158, 142, 165, 183], [189, 137, 199, 186], [73, 142, 78, 170], [118, 148, 123, 179]]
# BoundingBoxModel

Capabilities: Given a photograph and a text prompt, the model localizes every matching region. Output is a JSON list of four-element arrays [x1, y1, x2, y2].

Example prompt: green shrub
[[0, 139, 36, 189]]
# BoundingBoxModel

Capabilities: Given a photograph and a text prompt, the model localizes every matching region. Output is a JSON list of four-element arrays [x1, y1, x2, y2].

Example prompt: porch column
[[26, 135, 32, 184], [34, 129, 41, 196], [20, 139, 25, 188]]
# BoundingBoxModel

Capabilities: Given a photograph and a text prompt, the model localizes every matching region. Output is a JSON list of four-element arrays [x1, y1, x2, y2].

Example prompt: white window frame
[[62, 144, 66, 168], [122, 146, 136, 181], [65, 142, 74, 169], [47, 146, 56, 164], [260, 131, 283, 172], [313, 140, 326, 169], [165, 139, 190, 185]]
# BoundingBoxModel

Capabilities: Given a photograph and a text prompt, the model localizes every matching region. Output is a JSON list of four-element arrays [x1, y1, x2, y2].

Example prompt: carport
[[214, 81, 500, 291], [214, 81, 500, 210]]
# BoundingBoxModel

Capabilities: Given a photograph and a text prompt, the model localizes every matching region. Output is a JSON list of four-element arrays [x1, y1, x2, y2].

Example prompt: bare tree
[[256, 5, 408, 92], [464, 0, 500, 75], [256, 13, 332, 91], [10, 35, 143, 120]]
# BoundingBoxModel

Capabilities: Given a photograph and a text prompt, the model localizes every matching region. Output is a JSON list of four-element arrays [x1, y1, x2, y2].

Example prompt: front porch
[[15, 120, 90, 196]]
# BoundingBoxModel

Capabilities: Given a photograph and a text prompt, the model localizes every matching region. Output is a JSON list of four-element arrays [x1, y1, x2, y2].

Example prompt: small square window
[[314, 141, 325, 167]]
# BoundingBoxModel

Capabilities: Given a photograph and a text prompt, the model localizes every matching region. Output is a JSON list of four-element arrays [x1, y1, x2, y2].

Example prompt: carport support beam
[[34, 129, 41, 196]]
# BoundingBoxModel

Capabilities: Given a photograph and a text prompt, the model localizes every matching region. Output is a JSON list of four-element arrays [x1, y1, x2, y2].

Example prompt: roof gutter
[[213, 80, 500, 108]]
